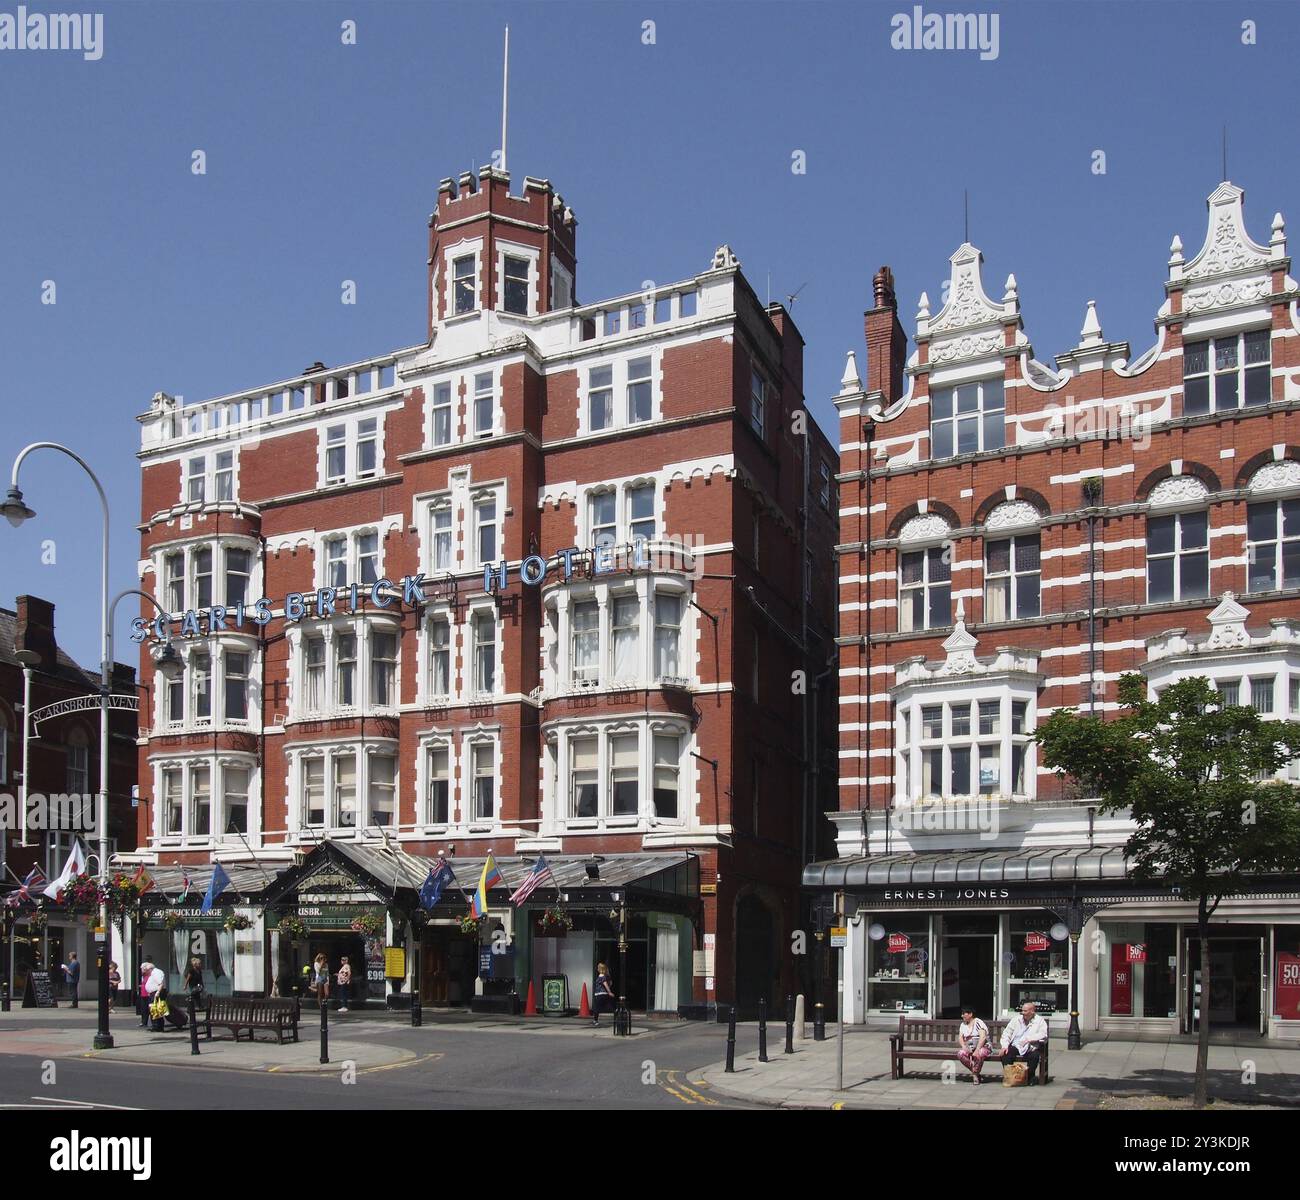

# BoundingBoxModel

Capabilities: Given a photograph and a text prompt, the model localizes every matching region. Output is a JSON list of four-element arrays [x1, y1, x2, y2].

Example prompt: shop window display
[[1007, 912, 1070, 1016], [1274, 926, 1300, 1021], [867, 920, 930, 1014], [1100, 922, 1178, 1019]]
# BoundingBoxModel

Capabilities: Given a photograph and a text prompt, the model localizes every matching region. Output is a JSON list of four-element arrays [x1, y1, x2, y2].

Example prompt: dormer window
[[1183, 330, 1270, 415], [930, 379, 1005, 459], [503, 255, 530, 315], [453, 255, 477, 315]]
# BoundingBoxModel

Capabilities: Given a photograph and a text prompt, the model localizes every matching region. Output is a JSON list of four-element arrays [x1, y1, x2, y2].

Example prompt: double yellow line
[[660, 1068, 718, 1106]]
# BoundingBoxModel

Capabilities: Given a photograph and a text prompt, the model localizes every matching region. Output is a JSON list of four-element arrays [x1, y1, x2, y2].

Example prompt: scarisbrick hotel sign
[[132, 540, 670, 642]]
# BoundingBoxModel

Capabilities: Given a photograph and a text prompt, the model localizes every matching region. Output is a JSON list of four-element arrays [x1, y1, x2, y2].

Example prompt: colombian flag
[[470, 853, 504, 918]]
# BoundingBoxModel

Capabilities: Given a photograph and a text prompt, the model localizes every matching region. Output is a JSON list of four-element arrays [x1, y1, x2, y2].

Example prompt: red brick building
[[814, 182, 1300, 1039], [1, 595, 137, 1004], [129, 167, 837, 1014]]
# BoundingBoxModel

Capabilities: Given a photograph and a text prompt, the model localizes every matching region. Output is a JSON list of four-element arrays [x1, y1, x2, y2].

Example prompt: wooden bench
[[204, 996, 301, 1044], [889, 1017, 1050, 1084]]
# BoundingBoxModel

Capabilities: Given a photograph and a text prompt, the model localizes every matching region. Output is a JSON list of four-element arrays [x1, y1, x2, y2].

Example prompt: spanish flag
[[470, 853, 503, 918]]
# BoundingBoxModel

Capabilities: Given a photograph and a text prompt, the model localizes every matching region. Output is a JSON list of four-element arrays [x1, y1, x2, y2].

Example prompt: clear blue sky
[[1, 0, 1296, 667]]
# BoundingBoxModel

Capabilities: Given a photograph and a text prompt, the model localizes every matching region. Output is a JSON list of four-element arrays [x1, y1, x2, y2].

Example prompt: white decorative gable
[[1173, 182, 1283, 316], [922, 243, 1013, 366], [1145, 592, 1300, 664], [936, 611, 980, 676], [1202, 592, 1252, 650]]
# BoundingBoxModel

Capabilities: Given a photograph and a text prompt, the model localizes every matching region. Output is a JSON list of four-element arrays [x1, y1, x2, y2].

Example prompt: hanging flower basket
[[537, 906, 573, 936], [56, 872, 101, 911], [277, 915, 308, 941], [459, 914, 483, 937], [350, 910, 386, 937], [223, 913, 251, 932], [162, 911, 185, 932]]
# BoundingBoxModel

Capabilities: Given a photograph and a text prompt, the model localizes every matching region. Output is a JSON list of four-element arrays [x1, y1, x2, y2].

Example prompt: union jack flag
[[7, 865, 46, 907]]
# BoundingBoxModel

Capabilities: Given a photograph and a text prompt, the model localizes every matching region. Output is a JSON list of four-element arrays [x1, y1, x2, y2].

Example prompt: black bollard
[[784, 994, 794, 1054], [724, 1004, 736, 1073], [319, 990, 329, 1065], [813, 1000, 826, 1041], [758, 996, 769, 1063], [189, 993, 200, 1056]]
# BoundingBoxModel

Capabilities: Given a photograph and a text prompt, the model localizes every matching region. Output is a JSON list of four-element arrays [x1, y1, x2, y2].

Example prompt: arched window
[[1245, 462, 1300, 594], [1146, 477, 1210, 603], [898, 514, 953, 632]]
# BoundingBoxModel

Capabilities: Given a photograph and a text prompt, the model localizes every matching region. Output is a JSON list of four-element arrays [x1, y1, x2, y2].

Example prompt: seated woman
[[956, 1004, 992, 1084]]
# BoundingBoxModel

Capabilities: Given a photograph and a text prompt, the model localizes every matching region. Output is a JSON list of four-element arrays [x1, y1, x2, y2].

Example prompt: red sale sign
[[1024, 932, 1050, 953], [887, 933, 911, 954], [1110, 942, 1132, 1015], [1276, 953, 1300, 1019], [1126, 943, 1147, 963]]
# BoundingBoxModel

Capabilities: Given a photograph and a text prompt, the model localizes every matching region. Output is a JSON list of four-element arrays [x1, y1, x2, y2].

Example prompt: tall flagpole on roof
[[501, 25, 510, 174]]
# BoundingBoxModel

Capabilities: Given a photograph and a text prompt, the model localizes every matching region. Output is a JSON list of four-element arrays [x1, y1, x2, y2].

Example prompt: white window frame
[[317, 414, 388, 488], [1182, 328, 1272, 415], [983, 534, 1041, 623], [1246, 496, 1300, 594], [287, 740, 399, 836], [152, 754, 259, 847], [576, 353, 661, 436], [929, 376, 1006, 460], [898, 690, 1035, 803], [180, 449, 239, 506], [1146, 510, 1210, 603], [899, 543, 953, 632], [315, 526, 386, 590], [749, 366, 767, 438], [288, 618, 401, 721], [495, 241, 539, 317]]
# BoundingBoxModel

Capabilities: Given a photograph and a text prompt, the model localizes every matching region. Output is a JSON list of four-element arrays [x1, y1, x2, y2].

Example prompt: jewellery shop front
[[804, 848, 1300, 1042]]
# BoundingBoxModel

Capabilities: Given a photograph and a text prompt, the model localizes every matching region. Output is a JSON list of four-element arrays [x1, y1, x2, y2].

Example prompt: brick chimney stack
[[15, 595, 57, 670], [865, 265, 907, 402]]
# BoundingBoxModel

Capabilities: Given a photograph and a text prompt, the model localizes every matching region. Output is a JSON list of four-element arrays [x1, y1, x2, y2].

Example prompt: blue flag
[[419, 860, 454, 911], [200, 863, 231, 914]]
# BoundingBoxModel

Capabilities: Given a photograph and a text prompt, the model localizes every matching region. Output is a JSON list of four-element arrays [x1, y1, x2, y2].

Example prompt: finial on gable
[[839, 350, 863, 395], [1080, 299, 1103, 346]]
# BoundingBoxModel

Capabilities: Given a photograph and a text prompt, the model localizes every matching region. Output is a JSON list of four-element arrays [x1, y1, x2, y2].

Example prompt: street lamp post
[[3, 445, 183, 1051]]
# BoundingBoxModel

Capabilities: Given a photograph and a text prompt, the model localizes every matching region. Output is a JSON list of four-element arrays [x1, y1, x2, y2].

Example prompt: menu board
[[542, 975, 568, 1015], [24, 971, 57, 1008]]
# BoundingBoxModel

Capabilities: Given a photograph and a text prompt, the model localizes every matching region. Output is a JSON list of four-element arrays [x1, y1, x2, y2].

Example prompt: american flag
[[509, 855, 556, 907]]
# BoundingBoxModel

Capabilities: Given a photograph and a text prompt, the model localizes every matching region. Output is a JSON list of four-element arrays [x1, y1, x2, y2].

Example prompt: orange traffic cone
[[524, 980, 538, 1016], [578, 982, 591, 1018]]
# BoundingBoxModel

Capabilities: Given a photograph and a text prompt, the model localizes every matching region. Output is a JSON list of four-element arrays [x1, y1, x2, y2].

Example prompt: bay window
[[369, 755, 396, 826], [224, 652, 249, 721], [334, 756, 357, 827], [654, 592, 682, 677], [164, 769, 183, 835], [590, 491, 617, 550], [305, 637, 326, 710], [165, 553, 185, 611], [572, 601, 600, 684], [193, 653, 212, 722], [224, 767, 250, 835], [905, 695, 1034, 800], [165, 667, 184, 725], [194, 549, 213, 610], [571, 736, 599, 817], [431, 505, 453, 572], [1147, 512, 1209, 602], [370, 632, 398, 707], [357, 533, 379, 586], [191, 766, 211, 837], [609, 734, 639, 815], [224, 548, 251, 607], [611, 595, 639, 680], [1246, 498, 1300, 593], [652, 734, 680, 819], [336, 634, 357, 707], [899, 546, 952, 632]]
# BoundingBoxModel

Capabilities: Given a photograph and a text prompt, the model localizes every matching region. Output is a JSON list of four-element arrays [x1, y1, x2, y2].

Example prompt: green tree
[[1035, 674, 1300, 1108]]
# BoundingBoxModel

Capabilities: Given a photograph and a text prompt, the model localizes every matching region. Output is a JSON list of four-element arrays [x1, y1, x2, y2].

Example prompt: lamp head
[[152, 641, 184, 682], [1, 486, 36, 528]]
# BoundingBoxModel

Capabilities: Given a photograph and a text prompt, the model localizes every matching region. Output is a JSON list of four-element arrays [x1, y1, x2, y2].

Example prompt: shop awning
[[143, 862, 278, 903], [802, 846, 1132, 891]]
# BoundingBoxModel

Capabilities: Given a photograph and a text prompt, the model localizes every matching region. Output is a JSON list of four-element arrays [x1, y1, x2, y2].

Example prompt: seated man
[[999, 1000, 1049, 1084]]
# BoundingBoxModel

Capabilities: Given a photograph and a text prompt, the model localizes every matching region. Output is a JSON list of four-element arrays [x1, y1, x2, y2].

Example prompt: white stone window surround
[[463, 600, 504, 701], [442, 235, 485, 320], [413, 727, 457, 832], [316, 411, 388, 488], [413, 473, 509, 577], [542, 715, 691, 835], [414, 602, 501, 706], [459, 724, 503, 832], [314, 521, 392, 590], [542, 573, 694, 696], [149, 751, 260, 849], [418, 365, 505, 450], [575, 348, 662, 437], [157, 634, 261, 735], [284, 613, 403, 722], [577, 476, 663, 551], [897, 514, 954, 633], [180, 446, 240, 507], [894, 682, 1038, 804], [150, 535, 262, 615], [285, 737, 401, 837], [494, 238, 541, 316]]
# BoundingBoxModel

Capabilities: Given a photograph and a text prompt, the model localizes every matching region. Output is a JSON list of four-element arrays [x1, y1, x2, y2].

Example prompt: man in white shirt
[[999, 1001, 1049, 1084]]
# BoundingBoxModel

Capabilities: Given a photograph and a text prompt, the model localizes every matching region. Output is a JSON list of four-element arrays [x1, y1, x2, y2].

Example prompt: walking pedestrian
[[183, 956, 205, 1008], [61, 952, 80, 1007], [309, 953, 330, 1005], [336, 956, 352, 1013], [143, 961, 166, 1031], [107, 961, 121, 1011], [138, 963, 152, 1027], [592, 961, 615, 1026]]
